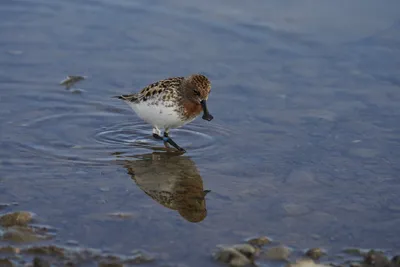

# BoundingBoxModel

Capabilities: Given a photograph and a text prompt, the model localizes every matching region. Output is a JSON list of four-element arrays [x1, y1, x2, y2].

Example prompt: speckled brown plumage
[[114, 74, 213, 152], [115, 74, 211, 120]]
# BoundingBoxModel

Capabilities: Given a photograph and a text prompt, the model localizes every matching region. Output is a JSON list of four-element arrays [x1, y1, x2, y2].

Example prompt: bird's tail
[[112, 94, 137, 102]]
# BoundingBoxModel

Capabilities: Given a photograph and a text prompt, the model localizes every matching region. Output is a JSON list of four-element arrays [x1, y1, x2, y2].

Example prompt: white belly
[[127, 101, 192, 129]]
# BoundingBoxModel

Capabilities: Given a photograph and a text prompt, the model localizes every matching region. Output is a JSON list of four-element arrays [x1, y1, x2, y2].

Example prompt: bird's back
[[116, 77, 189, 129]]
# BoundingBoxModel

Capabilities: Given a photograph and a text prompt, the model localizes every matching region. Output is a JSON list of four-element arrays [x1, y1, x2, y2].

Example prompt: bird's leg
[[163, 131, 170, 149], [163, 132, 185, 152], [152, 128, 185, 152], [152, 127, 165, 144], [152, 127, 162, 140]]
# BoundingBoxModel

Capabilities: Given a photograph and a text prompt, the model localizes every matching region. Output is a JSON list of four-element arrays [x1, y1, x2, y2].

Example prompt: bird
[[114, 74, 214, 152], [59, 75, 86, 89]]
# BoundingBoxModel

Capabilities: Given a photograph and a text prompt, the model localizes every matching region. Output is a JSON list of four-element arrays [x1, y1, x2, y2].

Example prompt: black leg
[[152, 133, 163, 140], [152, 133, 185, 152], [163, 132, 170, 149]]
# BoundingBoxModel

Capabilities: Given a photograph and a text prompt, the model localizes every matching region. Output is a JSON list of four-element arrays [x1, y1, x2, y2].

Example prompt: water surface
[[1, 0, 400, 266]]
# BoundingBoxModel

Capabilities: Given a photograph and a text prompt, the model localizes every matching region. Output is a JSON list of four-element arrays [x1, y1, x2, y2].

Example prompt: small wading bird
[[114, 74, 214, 152], [59, 75, 86, 89]]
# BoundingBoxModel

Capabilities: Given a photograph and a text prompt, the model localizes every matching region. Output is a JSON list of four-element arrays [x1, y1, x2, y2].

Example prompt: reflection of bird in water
[[122, 152, 210, 223]]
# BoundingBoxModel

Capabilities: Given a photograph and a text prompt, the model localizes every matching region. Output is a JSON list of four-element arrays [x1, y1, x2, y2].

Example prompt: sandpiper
[[114, 74, 214, 152]]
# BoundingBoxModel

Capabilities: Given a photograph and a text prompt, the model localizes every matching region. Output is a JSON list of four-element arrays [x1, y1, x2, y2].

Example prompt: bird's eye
[[193, 89, 200, 96]]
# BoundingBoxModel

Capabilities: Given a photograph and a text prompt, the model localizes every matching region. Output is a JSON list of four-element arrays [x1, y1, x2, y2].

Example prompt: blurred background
[[0, 0, 400, 266]]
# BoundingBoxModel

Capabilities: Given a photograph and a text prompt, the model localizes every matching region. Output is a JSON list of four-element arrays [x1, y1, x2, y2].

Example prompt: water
[[1, 0, 400, 265]]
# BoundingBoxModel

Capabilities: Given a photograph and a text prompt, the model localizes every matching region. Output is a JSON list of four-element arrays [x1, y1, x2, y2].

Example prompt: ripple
[[17, 111, 230, 165]]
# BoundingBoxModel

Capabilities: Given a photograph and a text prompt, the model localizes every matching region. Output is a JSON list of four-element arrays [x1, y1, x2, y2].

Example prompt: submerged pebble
[[286, 258, 330, 267], [232, 244, 259, 260], [214, 244, 258, 267], [0, 246, 20, 254], [0, 211, 34, 227], [363, 250, 390, 267], [0, 209, 397, 267], [392, 256, 400, 266], [246, 236, 271, 247], [214, 247, 252, 267], [0, 210, 155, 266], [98, 262, 123, 267], [2, 227, 43, 243], [342, 248, 363, 256], [0, 258, 14, 267], [263, 245, 291, 261], [123, 252, 155, 264], [33, 257, 50, 267], [305, 248, 325, 260], [22, 245, 66, 257]]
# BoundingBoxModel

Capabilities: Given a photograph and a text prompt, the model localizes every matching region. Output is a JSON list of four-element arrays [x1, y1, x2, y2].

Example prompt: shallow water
[[1, 0, 400, 265]]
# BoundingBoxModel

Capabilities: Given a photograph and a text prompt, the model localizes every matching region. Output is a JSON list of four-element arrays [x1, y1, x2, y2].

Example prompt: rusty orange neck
[[182, 99, 202, 120]]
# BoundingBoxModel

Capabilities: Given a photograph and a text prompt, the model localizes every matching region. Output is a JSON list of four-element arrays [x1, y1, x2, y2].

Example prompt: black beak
[[203, 190, 211, 197], [200, 100, 213, 121]]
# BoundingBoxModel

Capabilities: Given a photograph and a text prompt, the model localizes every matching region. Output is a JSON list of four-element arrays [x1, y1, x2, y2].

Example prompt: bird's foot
[[152, 133, 186, 153]]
